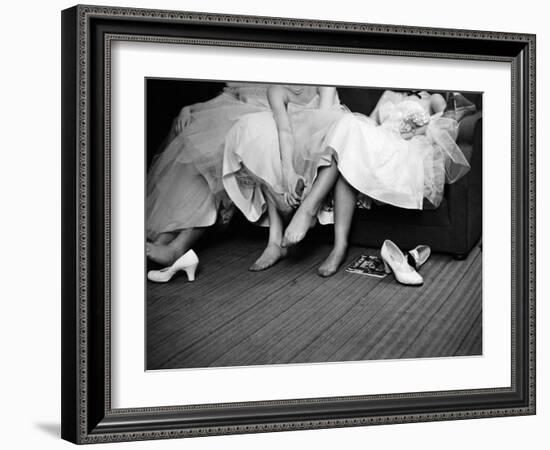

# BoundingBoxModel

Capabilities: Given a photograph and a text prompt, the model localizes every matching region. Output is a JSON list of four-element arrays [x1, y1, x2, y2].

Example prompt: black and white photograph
[[55, 1, 537, 446], [2, 0, 544, 446], [145, 79, 483, 370]]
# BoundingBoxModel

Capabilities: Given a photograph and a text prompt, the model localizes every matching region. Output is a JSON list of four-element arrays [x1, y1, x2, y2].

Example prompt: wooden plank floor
[[147, 236, 482, 370]]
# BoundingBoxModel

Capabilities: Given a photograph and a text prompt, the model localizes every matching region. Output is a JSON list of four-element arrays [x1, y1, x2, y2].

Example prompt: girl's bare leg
[[249, 196, 288, 271], [282, 160, 339, 247], [147, 227, 206, 266], [146, 232, 176, 263], [318, 176, 357, 277], [152, 232, 177, 245]]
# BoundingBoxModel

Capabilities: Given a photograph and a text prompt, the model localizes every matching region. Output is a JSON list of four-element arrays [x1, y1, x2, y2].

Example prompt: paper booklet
[[346, 254, 388, 278]]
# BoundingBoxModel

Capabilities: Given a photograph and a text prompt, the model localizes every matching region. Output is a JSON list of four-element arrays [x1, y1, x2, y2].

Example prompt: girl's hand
[[401, 124, 428, 140], [284, 174, 306, 208], [174, 106, 192, 134], [401, 130, 415, 140], [283, 192, 300, 209]]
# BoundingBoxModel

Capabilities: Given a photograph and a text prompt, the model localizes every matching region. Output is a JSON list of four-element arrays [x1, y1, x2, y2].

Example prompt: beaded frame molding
[[61, 4, 536, 444]]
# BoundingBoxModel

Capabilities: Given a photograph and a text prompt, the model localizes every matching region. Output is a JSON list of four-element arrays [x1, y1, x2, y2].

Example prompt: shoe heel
[[382, 259, 392, 274], [183, 263, 198, 282]]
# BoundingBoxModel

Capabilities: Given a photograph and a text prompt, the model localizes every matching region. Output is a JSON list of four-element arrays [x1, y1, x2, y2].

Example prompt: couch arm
[[445, 116, 482, 256], [457, 111, 482, 146]]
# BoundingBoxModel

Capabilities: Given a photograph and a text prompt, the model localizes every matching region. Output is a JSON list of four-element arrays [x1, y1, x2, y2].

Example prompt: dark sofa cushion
[[353, 198, 451, 228], [459, 143, 474, 164]]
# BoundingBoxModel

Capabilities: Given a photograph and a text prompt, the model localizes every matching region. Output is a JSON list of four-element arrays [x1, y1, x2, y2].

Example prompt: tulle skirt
[[323, 112, 470, 213], [222, 102, 349, 224], [147, 91, 270, 240]]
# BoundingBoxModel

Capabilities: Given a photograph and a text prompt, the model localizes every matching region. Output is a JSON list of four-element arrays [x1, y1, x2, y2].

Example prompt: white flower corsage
[[399, 111, 430, 136]]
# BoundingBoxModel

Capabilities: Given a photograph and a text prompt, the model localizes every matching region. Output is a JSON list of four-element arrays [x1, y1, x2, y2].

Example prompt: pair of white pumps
[[380, 240, 431, 286], [147, 250, 199, 283], [146, 241, 430, 285]]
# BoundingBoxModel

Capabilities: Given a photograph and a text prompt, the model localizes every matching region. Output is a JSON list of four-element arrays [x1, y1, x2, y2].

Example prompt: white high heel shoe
[[147, 249, 199, 283], [380, 240, 423, 286]]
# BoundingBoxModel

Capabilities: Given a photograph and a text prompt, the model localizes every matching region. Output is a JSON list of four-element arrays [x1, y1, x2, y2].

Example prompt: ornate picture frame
[[61, 4, 536, 444]]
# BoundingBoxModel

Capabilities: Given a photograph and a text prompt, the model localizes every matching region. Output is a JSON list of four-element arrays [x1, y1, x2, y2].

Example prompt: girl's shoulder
[[266, 85, 290, 105]]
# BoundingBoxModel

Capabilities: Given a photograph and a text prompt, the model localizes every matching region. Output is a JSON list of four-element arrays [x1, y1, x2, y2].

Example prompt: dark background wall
[[146, 79, 225, 167]]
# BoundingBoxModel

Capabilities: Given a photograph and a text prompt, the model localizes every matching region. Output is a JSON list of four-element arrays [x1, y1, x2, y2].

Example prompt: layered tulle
[[323, 90, 472, 214], [147, 86, 270, 240], [222, 93, 348, 224]]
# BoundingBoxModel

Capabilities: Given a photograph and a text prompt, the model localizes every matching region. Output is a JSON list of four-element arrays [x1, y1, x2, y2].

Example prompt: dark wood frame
[[61, 4, 536, 444]]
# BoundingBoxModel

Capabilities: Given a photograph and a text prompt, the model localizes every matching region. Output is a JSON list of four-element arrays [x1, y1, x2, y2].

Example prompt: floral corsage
[[399, 111, 430, 137]]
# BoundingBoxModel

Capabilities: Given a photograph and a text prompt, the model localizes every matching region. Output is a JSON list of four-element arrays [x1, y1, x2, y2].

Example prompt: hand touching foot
[[263, 182, 303, 215], [249, 243, 288, 271], [264, 189, 294, 215], [317, 245, 347, 277]]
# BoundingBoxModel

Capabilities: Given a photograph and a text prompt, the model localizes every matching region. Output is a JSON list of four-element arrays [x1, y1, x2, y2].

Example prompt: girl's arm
[[369, 90, 392, 124], [430, 93, 447, 114], [317, 86, 337, 110], [174, 105, 193, 134], [268, 86, 302, 206], [267, 86, 295, 175], [174, 93, 219, 134], [400, 92, 444, 139], [177, 86, 236, 133]]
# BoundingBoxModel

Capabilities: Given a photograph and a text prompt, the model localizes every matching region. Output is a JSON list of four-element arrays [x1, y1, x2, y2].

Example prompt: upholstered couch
[[311, 88, 483, 259]]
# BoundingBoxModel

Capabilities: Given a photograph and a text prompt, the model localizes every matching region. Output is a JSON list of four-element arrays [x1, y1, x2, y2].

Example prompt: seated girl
[[222, 84, 349, 271], [281, 89, 473, 277], [146, 83, 272, 269]]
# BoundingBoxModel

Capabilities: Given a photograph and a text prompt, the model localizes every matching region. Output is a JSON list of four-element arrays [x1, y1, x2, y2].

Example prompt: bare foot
[[146, 242, 178, 266], [249, 243, 288, 271], [282, 207, 316, 247], [317, 245, 347, 277]]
